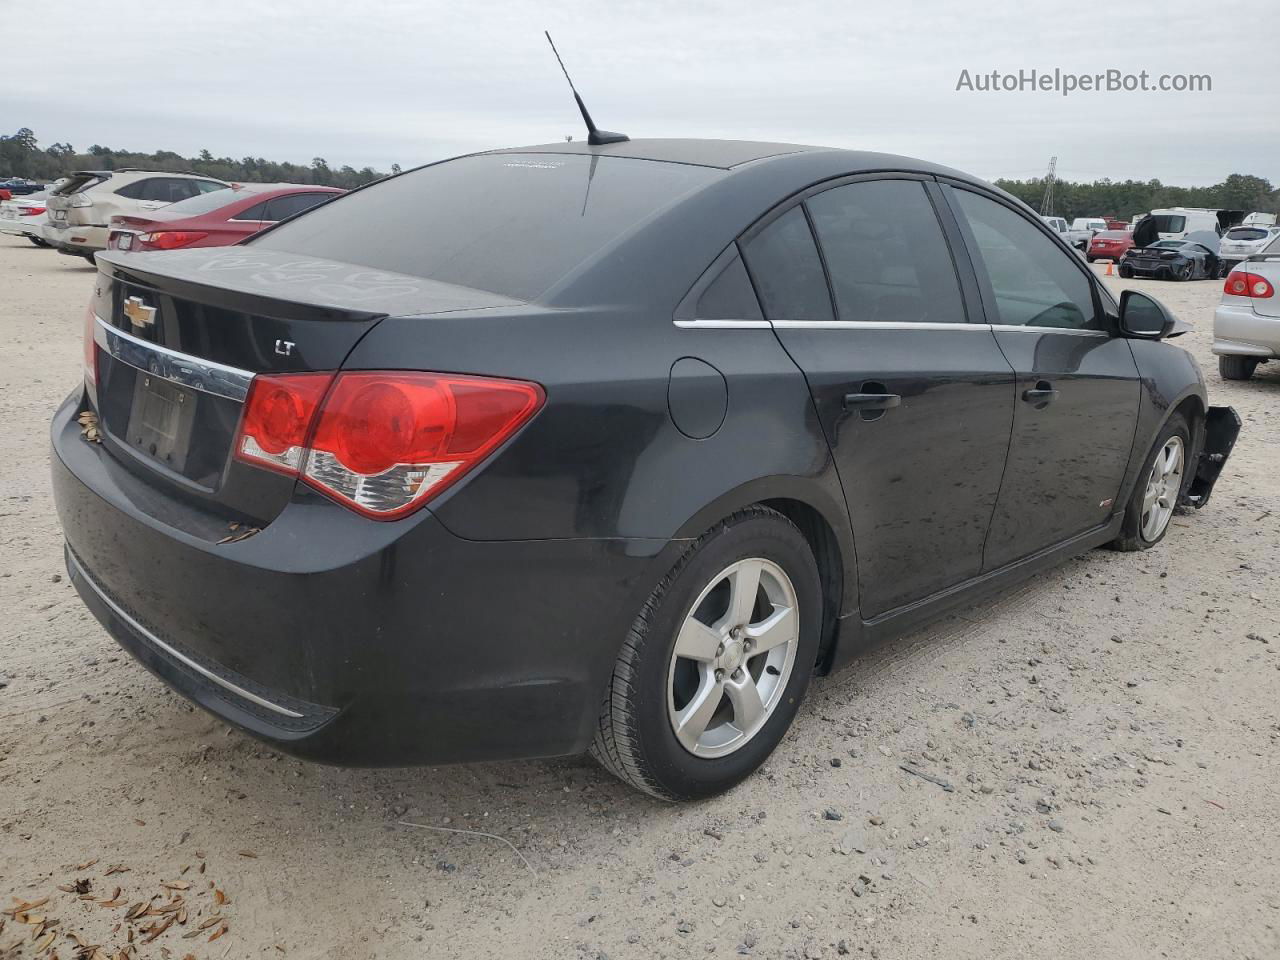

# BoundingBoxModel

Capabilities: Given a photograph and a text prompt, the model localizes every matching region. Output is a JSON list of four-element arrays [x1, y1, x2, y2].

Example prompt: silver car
[[1216, 225, 1280, 278], [1214, 232, 1280, 380]]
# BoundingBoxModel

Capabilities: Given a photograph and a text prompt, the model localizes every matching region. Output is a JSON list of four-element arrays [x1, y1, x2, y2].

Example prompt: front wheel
[[590, 506, 822, 800], [1109, 413, 1190, 552]]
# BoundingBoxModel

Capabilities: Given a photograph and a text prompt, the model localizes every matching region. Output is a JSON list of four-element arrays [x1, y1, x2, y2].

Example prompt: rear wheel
[[590, 506, 821, 800], [1218, 355, 1259, 381], [1119, 264, 1133, 278], [1109, 413, 1189, 552]]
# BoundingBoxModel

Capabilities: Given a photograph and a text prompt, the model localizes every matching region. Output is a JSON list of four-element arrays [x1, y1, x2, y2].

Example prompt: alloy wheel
[[1141, 435, 1184, 541], [666, 558, 800, 758]]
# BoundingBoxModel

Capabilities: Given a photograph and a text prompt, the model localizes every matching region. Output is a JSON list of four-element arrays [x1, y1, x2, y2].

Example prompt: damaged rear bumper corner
[[1183, 406, 1241, 509]]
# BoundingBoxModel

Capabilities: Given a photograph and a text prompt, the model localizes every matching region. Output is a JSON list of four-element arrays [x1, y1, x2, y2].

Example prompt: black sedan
[[51, 139, 1239, 800], [1119, 237, 1219, 280]]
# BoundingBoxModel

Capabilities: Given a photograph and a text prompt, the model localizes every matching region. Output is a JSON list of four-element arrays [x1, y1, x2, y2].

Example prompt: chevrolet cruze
[[51, 139, 1239, 799]]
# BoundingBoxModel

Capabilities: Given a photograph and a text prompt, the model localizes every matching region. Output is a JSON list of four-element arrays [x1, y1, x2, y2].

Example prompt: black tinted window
[[113, 180, 145, 199], [741, 207, 833, 322], [235, 201, 269, 220], [137, 178, 195, 203], [695, 253, 763, 321], [252, 154, 719, 300], [264, 193, 331, 222], [952, 189, 1100, 330], [807, 180, 965, 324]]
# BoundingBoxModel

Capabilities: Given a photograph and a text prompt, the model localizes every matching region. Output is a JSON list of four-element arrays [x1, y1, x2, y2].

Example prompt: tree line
[[993, 172, 1278, 222], [0, 128, 397, 189], [4, 127, 1277, 219]]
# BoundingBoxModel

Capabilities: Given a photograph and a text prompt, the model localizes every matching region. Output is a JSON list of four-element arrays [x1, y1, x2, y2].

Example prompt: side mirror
[[1118, 289, 1176, 339]]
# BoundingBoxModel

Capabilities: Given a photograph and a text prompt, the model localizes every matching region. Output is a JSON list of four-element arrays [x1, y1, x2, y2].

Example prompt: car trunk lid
[[88, 247, 522, 527]]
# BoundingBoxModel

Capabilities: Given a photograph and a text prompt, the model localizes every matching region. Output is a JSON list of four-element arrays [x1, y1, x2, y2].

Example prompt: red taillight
[[18, 205, 45, 216], [235, 373, 334, 475], [1224, 269, 1275, 299], [82, 301, 97, 386], [233, 371, 544, 519], [140, 231, 208, 250]]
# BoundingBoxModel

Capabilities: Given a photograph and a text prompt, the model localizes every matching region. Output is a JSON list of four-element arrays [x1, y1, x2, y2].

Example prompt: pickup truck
[[1065, 217, 1107, 250]]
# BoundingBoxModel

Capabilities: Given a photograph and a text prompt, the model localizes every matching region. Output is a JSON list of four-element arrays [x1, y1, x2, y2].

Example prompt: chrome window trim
[[988, 324, 1109, 337], [772, 320, 983, 331], [68, 552, 304, 719], [674, 318, 1111, 337], [674, 318, 773, 329], [94, 314, 255, 402]]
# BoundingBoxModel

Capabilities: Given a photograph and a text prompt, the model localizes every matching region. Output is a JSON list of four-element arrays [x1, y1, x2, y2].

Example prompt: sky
[[4, 0, 1277, 186]]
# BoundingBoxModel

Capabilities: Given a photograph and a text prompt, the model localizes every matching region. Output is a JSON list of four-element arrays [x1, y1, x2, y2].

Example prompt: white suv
[[44, 169, 229, 261]]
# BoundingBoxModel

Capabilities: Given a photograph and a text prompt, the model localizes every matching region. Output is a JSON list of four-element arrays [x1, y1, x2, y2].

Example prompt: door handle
[[843, 392, 901, 411], [1021, 380, 1059, 406]]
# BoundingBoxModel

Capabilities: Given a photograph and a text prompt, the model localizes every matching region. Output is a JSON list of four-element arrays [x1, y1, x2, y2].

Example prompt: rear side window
[[694, 253, 763, 321], [740, 207, 833, 322], [806, 180, 965, 324], [951, 188, 1100, 331], [263, 192, 331, 222], [252, 153, 720, 300], [1149, 214, 1187, 233], [235, 200, 269, 220]]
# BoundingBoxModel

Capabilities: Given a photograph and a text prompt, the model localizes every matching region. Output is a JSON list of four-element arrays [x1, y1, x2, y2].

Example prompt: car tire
[[590, 505, 822, 800], [1108, 412, 1191, 552], [27, 236, 50, 248], [81, 253, 96, 266], [1218, 355, 1259, 381], [1086, 256, 1097, 263], [1118, 264, 1133, 279]]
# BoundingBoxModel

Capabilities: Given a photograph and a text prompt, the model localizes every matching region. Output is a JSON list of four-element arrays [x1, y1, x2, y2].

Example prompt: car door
[[942, 184, 1141, 570], [741, 177, 1016, 619]]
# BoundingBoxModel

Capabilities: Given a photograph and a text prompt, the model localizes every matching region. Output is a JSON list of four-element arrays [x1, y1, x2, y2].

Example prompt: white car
[[1214, 232, 1280, 380], [0, 190, 54, 246], [43, 169, 229, 261], [1217, 225, 1280, 278], [1064, 217, 1107, 250]]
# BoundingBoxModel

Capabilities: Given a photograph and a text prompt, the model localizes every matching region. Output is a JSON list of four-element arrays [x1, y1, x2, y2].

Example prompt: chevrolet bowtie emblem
[[123, 296, 156, 328]]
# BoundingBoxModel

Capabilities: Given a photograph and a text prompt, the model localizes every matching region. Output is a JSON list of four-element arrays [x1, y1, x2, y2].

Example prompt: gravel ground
[[1, 234, 1277, 960]]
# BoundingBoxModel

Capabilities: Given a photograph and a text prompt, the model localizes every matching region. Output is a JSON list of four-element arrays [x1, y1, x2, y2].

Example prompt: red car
[[107, 185, 345, 252], [1087, 230, 1135, 263]]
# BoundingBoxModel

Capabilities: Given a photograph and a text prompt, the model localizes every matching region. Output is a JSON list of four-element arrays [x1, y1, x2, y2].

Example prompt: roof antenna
[[545, 31, 629, 146]]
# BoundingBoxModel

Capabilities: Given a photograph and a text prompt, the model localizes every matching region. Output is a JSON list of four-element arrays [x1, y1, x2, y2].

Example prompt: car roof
[[485, 137, 969, 178]]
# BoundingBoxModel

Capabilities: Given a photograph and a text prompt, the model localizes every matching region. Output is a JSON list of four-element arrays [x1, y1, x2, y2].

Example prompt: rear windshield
[[158, 189, 249, 217], [55, 172, 108, 196], [250, 153, 721, 300], [1226, 227, 1268, 241]]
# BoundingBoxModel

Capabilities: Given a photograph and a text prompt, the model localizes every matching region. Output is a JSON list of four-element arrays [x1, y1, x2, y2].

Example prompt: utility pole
[[1040, 156, 1057, 216]]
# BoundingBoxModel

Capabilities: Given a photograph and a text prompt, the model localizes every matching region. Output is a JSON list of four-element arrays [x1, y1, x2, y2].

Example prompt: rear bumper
[[51, 391, 672, 765], [45, 222, 108, 254], [1213, 301, 1280, 357]]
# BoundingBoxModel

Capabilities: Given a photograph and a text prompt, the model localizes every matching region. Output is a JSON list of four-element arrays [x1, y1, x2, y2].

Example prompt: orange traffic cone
[[1104, 261, 1114, 276]]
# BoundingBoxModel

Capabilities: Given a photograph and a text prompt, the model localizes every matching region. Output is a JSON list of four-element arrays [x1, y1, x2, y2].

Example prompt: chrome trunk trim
[[94, 314, 255, 402]]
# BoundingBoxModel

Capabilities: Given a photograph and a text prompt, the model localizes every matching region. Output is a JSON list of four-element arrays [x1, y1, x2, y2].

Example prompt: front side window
[[806, 179, 965, 324], [952, 189, 1100, 331], [740, 206, 833, 322]]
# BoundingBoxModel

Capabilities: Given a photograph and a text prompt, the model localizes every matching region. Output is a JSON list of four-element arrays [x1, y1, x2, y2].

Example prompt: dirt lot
[[0, 234, 1277, 960]]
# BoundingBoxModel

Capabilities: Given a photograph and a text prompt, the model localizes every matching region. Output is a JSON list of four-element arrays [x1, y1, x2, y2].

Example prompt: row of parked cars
[[1042, 207, 1280, 282], [0, 169, 343, 260]]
